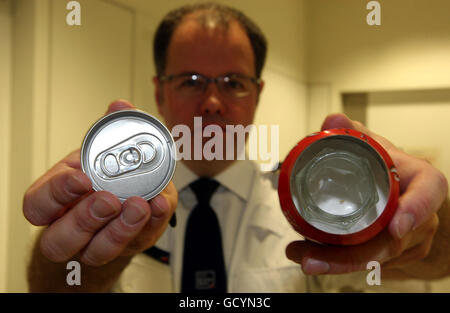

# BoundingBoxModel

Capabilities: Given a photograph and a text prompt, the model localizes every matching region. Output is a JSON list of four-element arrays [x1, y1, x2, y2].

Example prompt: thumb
[[321, 113, 395, 151], [105, 99, 136, 115], [320, 113, 354, 131]]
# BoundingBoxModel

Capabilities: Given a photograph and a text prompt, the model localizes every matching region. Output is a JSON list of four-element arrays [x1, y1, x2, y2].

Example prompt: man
[[24, 3, 449, 292]]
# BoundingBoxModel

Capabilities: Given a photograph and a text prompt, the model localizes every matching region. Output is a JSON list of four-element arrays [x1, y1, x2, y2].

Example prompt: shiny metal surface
[[81, 110, 176, 202]]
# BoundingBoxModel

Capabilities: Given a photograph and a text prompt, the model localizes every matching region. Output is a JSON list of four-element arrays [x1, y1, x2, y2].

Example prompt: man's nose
[[199, 82, 225, 116]]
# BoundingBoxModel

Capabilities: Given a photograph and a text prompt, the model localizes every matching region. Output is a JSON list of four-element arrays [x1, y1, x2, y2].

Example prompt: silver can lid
[[81, 110, 176, 202]]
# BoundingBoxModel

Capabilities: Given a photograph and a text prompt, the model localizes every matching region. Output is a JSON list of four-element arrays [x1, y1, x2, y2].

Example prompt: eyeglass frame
[[157, 72, 262, 99]]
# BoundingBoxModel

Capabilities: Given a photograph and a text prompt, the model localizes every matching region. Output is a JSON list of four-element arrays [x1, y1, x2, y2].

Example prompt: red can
[[278, 128, 400, 245]]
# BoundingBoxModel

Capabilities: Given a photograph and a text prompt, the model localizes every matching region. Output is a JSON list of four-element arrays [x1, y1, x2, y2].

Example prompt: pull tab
[[100, 146, 143, 178], [138, 142, 156, 163], [94, 133, 164, 180], [120, 147, 141, 166]]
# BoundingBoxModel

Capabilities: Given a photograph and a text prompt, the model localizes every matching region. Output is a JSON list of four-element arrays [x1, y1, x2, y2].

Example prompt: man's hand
[[285, 113, 449, 279], [23, 100, 178, 267]]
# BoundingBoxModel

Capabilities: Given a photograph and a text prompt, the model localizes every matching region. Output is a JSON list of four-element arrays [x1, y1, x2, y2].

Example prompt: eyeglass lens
[[171, 74, 256, 98]]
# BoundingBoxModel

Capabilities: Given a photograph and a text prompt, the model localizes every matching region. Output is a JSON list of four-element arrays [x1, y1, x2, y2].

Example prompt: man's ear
[[153, 76, 164, 116]]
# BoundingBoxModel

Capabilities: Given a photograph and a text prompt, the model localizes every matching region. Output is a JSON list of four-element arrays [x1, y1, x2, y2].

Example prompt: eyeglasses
[[159, 73, 261, 99]]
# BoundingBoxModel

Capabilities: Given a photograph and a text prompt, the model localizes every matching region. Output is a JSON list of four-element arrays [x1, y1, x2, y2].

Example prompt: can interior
[[290, 135, 390, 235]]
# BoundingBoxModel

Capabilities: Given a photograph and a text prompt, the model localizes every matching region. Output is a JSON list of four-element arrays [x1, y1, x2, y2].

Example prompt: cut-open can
[[278, 128, 400, 245]]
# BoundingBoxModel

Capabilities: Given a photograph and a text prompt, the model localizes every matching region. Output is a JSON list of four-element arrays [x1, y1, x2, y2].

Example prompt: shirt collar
[[172, 160, 256, 201], [214, 160, 255, 201], [172, 161, 289, 238], [171, 161, 197, 193]]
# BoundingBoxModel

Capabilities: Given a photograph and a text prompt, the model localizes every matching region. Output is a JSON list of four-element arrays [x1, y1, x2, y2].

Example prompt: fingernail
[[151, 195, 168, 217], [303, 258, 330, 275], [395, 213, 415, 239], [67, 173, 90, 194], [107, 99, 133, 114], [91, 197, 117, 219], [121, 202, 147, 226]]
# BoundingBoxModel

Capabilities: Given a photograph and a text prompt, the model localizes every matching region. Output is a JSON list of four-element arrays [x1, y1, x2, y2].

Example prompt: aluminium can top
[[81, 110, 176, 202]]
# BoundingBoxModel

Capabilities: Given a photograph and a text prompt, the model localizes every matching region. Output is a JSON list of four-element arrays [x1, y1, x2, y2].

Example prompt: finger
[[122, 181, 178, 254], [285, 217, 434, 275], [28, 150, 82, 187], [382, 240, 432, 269], [320, 113, 396, 151], [286, 239, 388, 275], [384, 213, 438, 269], [156, 180, 178, 214], [105, 99, 135, 115], [380, 268, 412, 280], [320, 113, 354, 131], [23, 151, 92, 226], [39, 191, 122, 262], [79, 196, 151, 266], [389, 165, 447, 239]]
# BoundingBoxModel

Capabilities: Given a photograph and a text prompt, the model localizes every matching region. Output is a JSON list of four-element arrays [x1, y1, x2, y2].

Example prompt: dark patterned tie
[[181, 177, 227, 293]]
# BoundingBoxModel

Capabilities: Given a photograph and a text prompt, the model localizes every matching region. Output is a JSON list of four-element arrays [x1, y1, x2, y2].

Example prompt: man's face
[[155, 17, 262, 142]]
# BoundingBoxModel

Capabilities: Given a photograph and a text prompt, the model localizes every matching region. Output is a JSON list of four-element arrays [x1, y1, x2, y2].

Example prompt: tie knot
[[190, 177, 219, 205]]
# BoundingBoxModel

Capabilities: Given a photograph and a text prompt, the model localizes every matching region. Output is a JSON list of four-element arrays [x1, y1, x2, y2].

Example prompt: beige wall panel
[[8, 0, 38, 293], [0, 0, 12, 292], [48, 0, 135, 165], [306, 83, 332, 133], [254, 69, 307, 165], [367, 89, 450, 186], [307, 0, 450, 91]]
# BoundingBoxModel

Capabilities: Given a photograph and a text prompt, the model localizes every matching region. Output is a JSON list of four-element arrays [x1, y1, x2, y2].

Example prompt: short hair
[[153, 2, 267, 78]]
